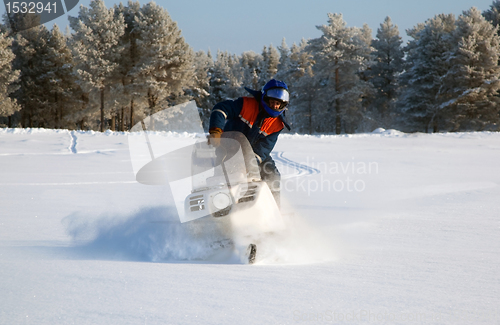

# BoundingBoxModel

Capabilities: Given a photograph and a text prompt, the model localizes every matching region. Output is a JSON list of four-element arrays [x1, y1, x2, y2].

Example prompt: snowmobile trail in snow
[[271, 151, 321, 179], [69, 131, 78, 154]]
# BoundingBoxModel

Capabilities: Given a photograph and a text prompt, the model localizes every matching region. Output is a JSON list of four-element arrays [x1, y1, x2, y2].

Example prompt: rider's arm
[[209, 98, 244, 133]]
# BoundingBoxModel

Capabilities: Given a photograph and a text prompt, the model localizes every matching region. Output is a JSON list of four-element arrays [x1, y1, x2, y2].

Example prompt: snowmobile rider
[[208, 79, 291, 208]]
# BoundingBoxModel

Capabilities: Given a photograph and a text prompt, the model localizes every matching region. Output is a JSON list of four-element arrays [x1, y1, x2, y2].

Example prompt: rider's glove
[[208, 127, 223, 147]]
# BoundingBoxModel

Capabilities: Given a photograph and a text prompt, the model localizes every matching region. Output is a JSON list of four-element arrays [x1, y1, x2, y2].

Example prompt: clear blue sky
[[2, 0, 497, 54]]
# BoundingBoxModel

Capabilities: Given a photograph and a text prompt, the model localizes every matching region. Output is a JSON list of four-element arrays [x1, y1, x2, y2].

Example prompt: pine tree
[[209, 50, 230, 105], [131, 2, 194, 122], [3, 12, 42, 34], [356, 23, 377, 132], [8, 20, 51, 128], [307, 13, 374, 134], [483, 0, 500, 29], [259, 44, 279, 84], [398, 14, 456, 132], [69, 0, 126, 132], [358, 23, 374, 46], [188, 50, 213, 130], [275, 39, 315, 133], [39, 25, 80, 129], [293, 65, 317, 134], [441, 7, 500, 130], [278, 39, 313, 85], [239, 51, 261, 91], [369, 17, 404, 126], [0, 32, 20, 126], [112, 0, 141, 130], [227, 53, 243, 98], [209, 50, 241, 105], [275, 38, 291, 81]]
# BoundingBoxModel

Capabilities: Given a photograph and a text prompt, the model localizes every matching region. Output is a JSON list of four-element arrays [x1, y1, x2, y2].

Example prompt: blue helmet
[[261, 79, 289, 117]]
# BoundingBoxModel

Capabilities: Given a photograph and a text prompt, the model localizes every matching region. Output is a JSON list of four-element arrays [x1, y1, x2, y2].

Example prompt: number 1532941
[[5, 1, 57, 14]]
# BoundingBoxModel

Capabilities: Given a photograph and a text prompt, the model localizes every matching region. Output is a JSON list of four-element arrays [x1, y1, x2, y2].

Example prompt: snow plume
[[227, 197, 338, 264], [62, 206, 235, 263], [252, 219, 338, 265], [62, 204, 337, 265]]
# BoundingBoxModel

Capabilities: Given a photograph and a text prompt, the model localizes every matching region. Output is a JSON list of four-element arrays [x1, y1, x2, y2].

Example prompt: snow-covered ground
[[1, 127, 499, 324]]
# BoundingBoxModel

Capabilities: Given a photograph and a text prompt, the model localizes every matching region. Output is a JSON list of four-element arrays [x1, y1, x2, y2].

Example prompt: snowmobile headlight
[[212, 192, 231, 210]]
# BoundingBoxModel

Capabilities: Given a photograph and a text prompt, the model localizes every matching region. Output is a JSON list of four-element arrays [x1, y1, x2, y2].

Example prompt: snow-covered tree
[[112, 0, 141, 130], [358, 23, 374, 46], [288, 40, 316, 132], [69, 0, 125, 132], [276, 39, 313, 86], [292, 65, 318, 134], [398, 14, 456, 132], [483, 0, 500, 30], [0, 32, 20, 126], [3, 12, 42, 34], [274, 39, 315, 133], [7, 19, 51, 127], [259, 44, 279, 84], [239, 51, 261, 91], [209, 50, 242, 105], [369, 17, 404, 126], [355, 23, 377, 131], [307, 13, 374, 134], [440, 7, 500, 130], [188, 50, 213, 130], [39, 25, 80, 129], [131, 2, 194, 122], [276, 38, 291, 79]]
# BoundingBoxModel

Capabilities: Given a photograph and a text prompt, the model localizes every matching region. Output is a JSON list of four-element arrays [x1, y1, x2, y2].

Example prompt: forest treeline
[[1, 0, 500, 134]]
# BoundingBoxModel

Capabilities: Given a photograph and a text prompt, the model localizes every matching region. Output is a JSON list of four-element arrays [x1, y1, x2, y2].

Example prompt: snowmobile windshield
[[191, 131, 261, 191]]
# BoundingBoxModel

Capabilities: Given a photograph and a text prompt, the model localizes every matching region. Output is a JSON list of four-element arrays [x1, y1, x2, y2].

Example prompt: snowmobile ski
[[247, 243, 257, 264]]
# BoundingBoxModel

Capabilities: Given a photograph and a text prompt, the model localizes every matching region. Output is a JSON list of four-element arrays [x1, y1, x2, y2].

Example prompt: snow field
[[0, 128, 499, 324]]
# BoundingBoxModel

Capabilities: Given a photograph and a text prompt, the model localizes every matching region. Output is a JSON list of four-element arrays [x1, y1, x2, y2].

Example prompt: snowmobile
[[133, 130, 287, 264], [184, 131, 287, 263]]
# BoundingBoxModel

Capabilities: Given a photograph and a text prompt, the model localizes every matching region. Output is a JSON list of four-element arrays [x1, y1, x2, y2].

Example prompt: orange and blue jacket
[[209, 88, 290, 164]]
